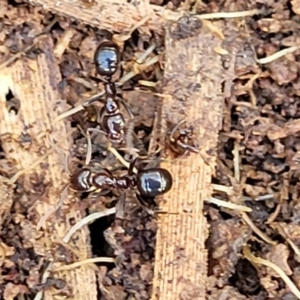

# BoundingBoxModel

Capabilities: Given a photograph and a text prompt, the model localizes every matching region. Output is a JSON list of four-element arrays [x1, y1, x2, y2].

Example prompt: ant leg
[[176, 140, 199, 154], [128, 157, 138, 175], [107, 143, 140, 174], [118, 118, 141, 158], [135, 193, 156, 215], [86, 129, 92, 165], [169, 119, 186, 143], [115, 98, 144, 158], [84, 92, 106, 107], [90, 189, 110, 198], [169, 119, 200, 155], [116, 192, 126, 219], [116, 98, 134, 119], [97, 105, 106, 126], [55, 92, 106, 122], [85, 127, 108, 165], [37, 183, 69, 230]]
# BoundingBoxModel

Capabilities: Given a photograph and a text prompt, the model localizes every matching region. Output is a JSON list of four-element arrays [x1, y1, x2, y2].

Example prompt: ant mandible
[[70, 157, 173, 207]]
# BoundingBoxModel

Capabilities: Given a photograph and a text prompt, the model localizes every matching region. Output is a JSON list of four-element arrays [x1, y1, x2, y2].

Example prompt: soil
[[1, 0, 300, 300]]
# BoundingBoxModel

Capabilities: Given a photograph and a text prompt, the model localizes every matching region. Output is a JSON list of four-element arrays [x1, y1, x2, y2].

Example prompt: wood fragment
[[0, 176, 14, 231], [25, 0, 165, 35], [24, 0, 260, 37], [0, 36, 97, 300], [152, 18, 224, 300]]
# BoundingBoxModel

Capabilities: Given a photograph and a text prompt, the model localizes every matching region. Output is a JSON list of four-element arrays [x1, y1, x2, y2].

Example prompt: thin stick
[[118, 55, 159, 86]]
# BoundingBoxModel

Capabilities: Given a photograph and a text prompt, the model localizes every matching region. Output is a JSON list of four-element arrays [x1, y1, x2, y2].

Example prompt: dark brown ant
[[86, 41, 134, 146], [168, 119, 213, 167], [70, 157, 173, 207], [169, 119, 199, 156]]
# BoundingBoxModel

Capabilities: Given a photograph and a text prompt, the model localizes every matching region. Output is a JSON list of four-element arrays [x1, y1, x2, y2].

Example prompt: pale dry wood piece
[[25, 0, 165, 35], [0, 37, 97, 300], [0, 176, 13, 231], [152, 18, 224, 300]]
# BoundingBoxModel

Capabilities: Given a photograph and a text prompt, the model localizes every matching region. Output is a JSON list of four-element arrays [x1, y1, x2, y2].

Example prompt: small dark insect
[[87, 41, 134, 146], [70, 158, 173, 207], [169, 119, 199, 156]]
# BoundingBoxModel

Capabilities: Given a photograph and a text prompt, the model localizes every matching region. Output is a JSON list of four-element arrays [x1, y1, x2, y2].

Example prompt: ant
[[87, 40, 134, 146], [168, 119, 199, 156], [168, 119, 213, 167], [70, 157, 173, 208]]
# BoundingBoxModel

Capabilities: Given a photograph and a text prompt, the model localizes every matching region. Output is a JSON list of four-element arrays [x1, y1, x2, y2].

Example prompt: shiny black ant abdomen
[[94, 41, 120, 78]]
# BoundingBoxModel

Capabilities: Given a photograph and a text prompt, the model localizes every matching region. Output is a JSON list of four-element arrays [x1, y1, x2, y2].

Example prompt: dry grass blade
[[243, 245, 300, 299], [55, 104, 87, 121], [63, 208, 116, 243], [242, 212, 276, 245], [206, 197, 252, 212], [233, 141, 240, 182], [196, 9, 261, 19], [53, 257, 116, 272], [160, 8, 262, 21], [212, 183, 234, 195], [107, 143, 138, 174], [254, 46, 299, 64]]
